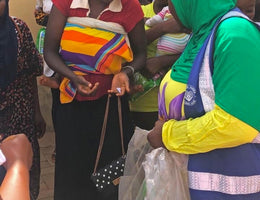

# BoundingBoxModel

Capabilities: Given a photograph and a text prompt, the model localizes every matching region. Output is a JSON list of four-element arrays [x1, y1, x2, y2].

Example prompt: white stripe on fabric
[[198, 32, 215, 113], [189, 171, 260, 195], [198, 10, 253, 114], [252, 133, 260, 143]]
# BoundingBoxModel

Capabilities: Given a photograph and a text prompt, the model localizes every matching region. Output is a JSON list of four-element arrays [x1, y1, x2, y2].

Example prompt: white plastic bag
[[119, 127, 153, 200], [143, 148, 190, 200]]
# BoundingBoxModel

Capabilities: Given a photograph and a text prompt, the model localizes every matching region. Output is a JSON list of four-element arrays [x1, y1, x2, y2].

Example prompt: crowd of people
[[0, 0, 260, 199]]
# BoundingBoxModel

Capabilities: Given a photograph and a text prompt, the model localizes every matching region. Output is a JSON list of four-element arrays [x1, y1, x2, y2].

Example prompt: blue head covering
[[0, 0, 18, 89]]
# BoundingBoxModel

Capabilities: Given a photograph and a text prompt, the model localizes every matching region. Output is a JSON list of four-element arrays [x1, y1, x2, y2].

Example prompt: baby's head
[[237, 0, 256, 19]]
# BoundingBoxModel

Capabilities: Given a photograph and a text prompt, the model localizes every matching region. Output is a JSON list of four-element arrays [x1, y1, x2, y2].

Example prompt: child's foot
[[39, 75, 59, 89]]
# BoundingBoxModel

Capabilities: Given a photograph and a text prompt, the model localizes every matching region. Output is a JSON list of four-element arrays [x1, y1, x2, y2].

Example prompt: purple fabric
[[168, 92, 185, 120], [70, 64, 94, 73], [158, 83, 168, 120], [60, 33, 124, 72], [60, 50, 93, 66], [158, 82, 185, 120], [94, 34, 124, 70]]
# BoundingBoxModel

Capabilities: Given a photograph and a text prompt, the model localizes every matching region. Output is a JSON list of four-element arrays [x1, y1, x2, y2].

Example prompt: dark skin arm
[[142, 54, 180, 78], [127, 19, 147, 73], [109, 19, 147, 95], [146, 18, 190, 44], [44, 6, 99, 96], [147, 120, 165, 148]]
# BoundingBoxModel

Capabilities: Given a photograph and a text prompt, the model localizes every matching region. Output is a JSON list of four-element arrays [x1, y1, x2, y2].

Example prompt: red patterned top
[[52, 0, 144, 33]]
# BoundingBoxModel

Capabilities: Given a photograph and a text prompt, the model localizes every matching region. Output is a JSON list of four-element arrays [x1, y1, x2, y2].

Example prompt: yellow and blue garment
[[159, 7, 260, 199], [185, 10, 260, 199]]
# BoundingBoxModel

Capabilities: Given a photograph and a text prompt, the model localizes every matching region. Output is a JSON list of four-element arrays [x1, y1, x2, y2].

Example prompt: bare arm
[[109, 19, 147, 95], [0, 164, 30, 200], [146, 18, 190, 44], [0, 134, 33, 200], [141, 54, 180, 79], [123, 19, 147, 76], [44, 6, 75, 81]]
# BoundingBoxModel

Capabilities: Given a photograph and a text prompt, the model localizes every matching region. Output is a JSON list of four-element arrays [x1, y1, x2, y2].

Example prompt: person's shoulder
[[52, 0, 72, 8], [52, 0, 73, 16], [10, 17, 29, 31], [121, 0, 141, 8], [218, 17, 258, 36], [11, 16, 25, 25], [214, 16, 260, 57], [120, 0, 143, 21], [10, 17, 33, 41]]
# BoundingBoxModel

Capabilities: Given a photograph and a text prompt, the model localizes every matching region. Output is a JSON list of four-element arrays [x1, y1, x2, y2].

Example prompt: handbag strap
[[93, 95, 125, 174], [118, 96, 125, 156]]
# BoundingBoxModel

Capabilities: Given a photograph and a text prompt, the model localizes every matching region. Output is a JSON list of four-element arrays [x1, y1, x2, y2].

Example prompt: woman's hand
[[147, 120, 166, 149], [141, 57, 162, 78], [108, 72, 130, 96], [73, 75, 99, 96]]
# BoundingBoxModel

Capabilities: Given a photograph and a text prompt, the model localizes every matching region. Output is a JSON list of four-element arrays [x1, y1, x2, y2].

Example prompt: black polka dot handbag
[[91, 95, 126, 195]]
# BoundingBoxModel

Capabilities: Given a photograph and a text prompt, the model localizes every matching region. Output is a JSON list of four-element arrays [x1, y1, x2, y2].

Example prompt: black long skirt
[[54, 94, 135, 200]]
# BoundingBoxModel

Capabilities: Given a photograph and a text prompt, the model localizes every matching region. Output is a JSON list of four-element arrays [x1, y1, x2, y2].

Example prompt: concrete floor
[[38, 131, 55, 200]]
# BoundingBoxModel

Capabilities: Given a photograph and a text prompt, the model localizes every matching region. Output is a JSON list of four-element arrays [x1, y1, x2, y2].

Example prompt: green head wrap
[[170, 0, 237, 83]]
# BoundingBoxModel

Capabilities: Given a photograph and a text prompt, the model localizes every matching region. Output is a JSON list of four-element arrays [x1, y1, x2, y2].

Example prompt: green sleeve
[[213, 17, 260, 130]]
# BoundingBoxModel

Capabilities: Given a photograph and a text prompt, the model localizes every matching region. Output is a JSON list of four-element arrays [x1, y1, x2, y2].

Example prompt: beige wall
[[10, 0, 41, 40], [10, 0, 54, 132]]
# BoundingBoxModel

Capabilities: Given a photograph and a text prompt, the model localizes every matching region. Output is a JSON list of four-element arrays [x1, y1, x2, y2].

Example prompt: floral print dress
[[0, 17, 43, 200]]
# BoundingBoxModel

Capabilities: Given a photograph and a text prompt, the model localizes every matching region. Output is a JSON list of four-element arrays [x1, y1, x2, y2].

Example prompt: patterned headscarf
[[170, 0, 237, 83], [0, 0, 18, 89]]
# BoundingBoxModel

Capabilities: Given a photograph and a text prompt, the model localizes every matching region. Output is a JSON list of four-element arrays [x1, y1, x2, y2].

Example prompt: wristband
[[122, 65, 135, 75]]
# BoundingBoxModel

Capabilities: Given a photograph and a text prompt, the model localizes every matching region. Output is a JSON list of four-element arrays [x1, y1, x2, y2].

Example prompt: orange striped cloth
[[59, 17, 133, 103]]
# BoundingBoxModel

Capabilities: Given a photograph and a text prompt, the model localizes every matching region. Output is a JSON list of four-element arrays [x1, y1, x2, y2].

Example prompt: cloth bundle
[[59, 17, 133, 103]]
